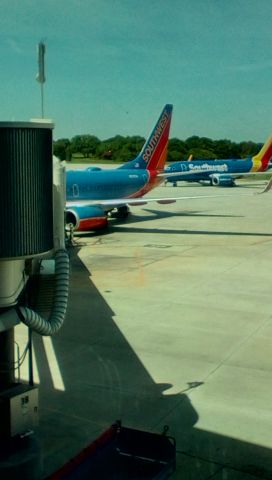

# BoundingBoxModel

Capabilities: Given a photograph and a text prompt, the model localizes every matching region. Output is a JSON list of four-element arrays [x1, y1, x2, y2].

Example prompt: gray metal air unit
[[0, 122, 54, 259]]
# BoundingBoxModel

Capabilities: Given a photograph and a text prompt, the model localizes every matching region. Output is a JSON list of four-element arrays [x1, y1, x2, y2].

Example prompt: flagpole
[[41, 83, 44, 118], [36, 41, 46, 118]]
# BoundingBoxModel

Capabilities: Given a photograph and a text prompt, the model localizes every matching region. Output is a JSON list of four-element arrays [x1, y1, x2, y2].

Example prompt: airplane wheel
[[111, 206, 130, 218], [117, 206, 130, 218]]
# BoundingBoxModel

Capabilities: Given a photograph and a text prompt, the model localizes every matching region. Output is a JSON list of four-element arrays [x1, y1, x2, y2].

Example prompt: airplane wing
[[213, 171, 272, 179], [66, 176, 272, 210], [158, 170, 205, 178]]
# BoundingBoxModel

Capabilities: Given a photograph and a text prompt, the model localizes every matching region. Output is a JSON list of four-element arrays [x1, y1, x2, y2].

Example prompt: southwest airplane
[[65, 104, 272, 233], [66, 103, 177, 231], [165, 136, 272, 187]]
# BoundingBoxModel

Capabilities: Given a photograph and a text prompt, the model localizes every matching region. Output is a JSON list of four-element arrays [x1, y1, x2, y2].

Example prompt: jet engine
[[210, 174, 235, 187], [65, 204, 108, 232]]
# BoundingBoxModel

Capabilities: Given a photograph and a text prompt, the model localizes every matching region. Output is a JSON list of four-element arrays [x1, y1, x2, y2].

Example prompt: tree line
[[53, 134, 262, 163]]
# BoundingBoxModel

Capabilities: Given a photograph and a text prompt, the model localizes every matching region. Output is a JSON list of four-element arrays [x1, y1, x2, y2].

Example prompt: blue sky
[[1, 0, 272, 142]]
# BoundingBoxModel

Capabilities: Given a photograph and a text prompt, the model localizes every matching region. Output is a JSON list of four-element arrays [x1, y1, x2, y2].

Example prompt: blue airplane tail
[[119, 104, 173, 172]]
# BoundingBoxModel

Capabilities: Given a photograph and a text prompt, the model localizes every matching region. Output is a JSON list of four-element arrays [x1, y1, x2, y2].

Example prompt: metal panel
[[0, 123, 54, 259]]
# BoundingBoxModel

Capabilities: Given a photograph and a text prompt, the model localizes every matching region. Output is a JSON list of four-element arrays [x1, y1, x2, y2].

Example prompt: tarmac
[[15, 179, 272, 479]]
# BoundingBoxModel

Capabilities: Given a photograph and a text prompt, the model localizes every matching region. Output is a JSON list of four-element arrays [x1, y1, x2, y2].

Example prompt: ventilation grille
[[0, 125, 54, 259]]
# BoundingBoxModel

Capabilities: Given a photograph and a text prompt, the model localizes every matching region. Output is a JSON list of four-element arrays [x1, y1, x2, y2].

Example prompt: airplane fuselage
[[66, 167, 162, 202], [165, 158, 260, 182]]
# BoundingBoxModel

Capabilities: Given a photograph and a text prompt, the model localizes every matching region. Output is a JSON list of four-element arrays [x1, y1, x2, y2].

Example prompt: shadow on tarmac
[[140, 208, 242, 218], [107, 208, 272, 238], [70, 207, 272, 240], [119, 208, 242, 223], [33, 248, 272, 479], [109, 226, 272, 237]]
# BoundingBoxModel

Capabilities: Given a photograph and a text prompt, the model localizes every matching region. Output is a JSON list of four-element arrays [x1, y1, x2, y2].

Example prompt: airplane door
[[72, 184, 79, 197]]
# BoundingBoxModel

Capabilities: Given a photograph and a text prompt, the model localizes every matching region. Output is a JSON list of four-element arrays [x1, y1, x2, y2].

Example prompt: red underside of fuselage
[[78, 217, 108, 231]]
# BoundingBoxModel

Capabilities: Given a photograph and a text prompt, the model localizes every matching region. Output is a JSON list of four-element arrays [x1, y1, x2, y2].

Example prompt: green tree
[[198, 137, 215, 152], [96, 135, 145, 162], [187, 148, 217, 160], [185, 136, 201, 150], [238, 141, 260, 158], [70, 135, 100, 158], [97, 135, 125, 161], [54, 131, 262, 164], [167, 138, 188, 162], [125, 136, 145, 160], [53, 138, 71, 161], [213, 139, 240, 159]]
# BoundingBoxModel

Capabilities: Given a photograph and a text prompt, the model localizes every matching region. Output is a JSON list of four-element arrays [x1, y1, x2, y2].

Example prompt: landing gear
[[110, 206, 130, 219], [65, 223, 75, 246]]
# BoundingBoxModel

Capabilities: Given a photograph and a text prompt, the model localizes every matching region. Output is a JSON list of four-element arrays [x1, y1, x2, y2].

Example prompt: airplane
[[66, 103, 175, 232], [65, 104, 272, 234], [164, 136, 272, 187]]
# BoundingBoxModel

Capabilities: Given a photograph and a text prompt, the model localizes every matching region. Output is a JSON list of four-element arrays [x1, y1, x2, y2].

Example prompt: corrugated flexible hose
[[19, 249, 69, 336]]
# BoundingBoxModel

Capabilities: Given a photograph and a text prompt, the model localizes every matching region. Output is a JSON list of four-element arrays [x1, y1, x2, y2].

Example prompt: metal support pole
[[28, 327, 34, 386], [41, 83, 44, 118]]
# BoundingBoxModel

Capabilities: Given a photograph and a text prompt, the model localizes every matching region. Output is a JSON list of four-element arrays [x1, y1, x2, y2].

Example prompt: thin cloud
[[6, 38, 24, 54]]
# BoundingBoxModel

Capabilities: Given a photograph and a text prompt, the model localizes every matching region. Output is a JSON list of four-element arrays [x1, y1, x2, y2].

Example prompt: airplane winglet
[[257, 176, 272, 194]]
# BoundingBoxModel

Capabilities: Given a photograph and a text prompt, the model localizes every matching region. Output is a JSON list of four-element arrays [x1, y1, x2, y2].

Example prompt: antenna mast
[[36, 41, 46, 118]]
